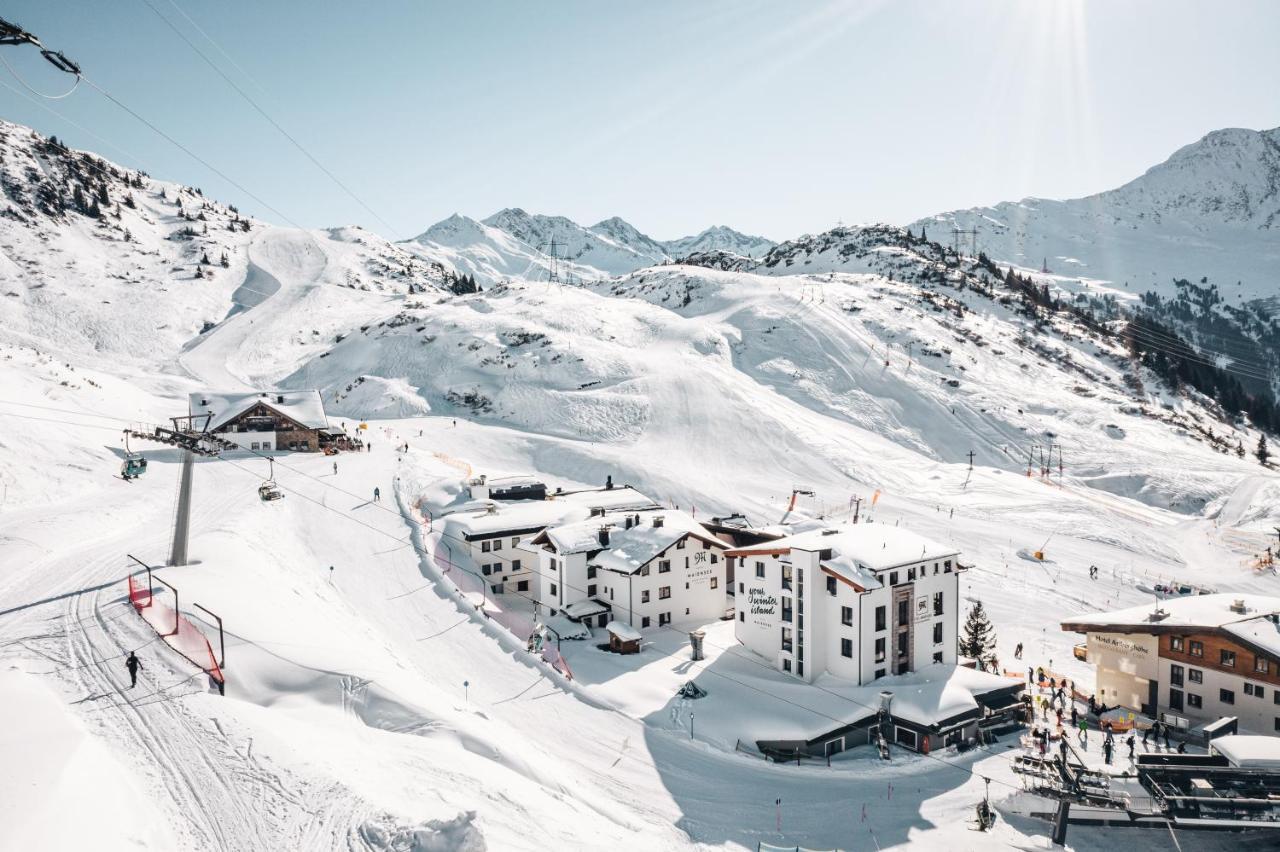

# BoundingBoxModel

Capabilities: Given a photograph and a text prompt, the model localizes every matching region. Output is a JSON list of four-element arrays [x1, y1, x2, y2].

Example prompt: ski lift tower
[[542, 236, 566, 284], [124, 413, 235, 566], [951, 225, 978, 258]]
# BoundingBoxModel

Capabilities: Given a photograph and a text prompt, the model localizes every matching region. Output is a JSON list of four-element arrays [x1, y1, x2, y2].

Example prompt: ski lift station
[[188, 390, 331, 452]]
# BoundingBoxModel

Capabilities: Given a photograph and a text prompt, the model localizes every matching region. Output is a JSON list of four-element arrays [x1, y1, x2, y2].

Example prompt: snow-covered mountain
[[912, 127, 1280, 302], [4, 116, 1280, 852], [664, 225, 775, 259], [406, 208, 773, 285]]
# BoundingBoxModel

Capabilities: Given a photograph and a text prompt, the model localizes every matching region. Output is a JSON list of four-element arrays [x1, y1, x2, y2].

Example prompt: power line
[[137, 0, 400, 237]]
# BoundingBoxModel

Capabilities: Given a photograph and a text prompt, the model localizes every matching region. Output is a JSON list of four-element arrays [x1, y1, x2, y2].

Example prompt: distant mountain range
[[911, 127, 1280, 303], [404, 208, 775, 285]]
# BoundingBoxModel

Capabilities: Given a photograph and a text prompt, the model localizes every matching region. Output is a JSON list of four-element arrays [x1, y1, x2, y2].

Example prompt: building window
[[587, 584, 597, 597], [781, 598, 793, 623], [1169, 689, 1183, 711], [493, 539, 503, 551], [1255, 657, 1270, 674], [711, 577, 719, 590], [641, 590, 650, 604], [841, 638, 853, 658], [1220, 688, 1235, 705], [1188, 693, 1202, 709], [587, 566, 597, 579], [640, 566, 650, 577], [841, 606, 853, 626], [897, 599, 909, 625], [897, 632, 908, 656], [933, 652, 943, 664], [512, 559, 521, 571], [907, 567, 916, 581], [783, 659, 791, 672], [642, 616, 651, 628], [1170, 636, 1184, 652], [932, 592, 943, 616], [659, 560, 671, 574], [517, 581, 529, 592], [1189, 668, 1203, 684], [511, 537, 519, 548], [481, 564, 492, 575], [944, 560, 952, 572], [781, 627, 793, 653], [676, 539, 686, 550], [659, 586, 671, 600], [482, 541, 491, 553], [659, 612, 671, 626], [782, 565, 793, 590], [875, 637, 886, 663], [550, 583, 557, 596], [797, 662, 804, 677], [889, 571, 899, 586], [933, 563, 939, 575], [755, 561, 765, 578], [1170, 664, 1184, 687], [932, 622, 943, 645], [711, 553, 719, 564], [491, 584, 501, 594], [875, 668, 886, 679], [1275, 718, 1280, 732], [1189, 640, 1203, 658], [1220, 650, 1236, 668], [1245, 683, 1266, 699], [1275, 691, 1280, 706], [826, 576, 837, 596], [739, 612, 744, 622], [875, 606, 886, 632], [738, 582, 744, 594]]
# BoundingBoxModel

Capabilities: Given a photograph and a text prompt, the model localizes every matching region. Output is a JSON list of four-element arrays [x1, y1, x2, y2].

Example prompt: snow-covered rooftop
[[189, 390, 328, 431], [564, 599, 610, 619], [821, 554, 883, 591], [442, 500, 582, 538], [606, 621, 642, 642], [1210, 735, 1280, 768], [1062, 594, 1280, 638], [729, 523, 957, 573], [812, 664, 1021, 732], [536, 510, 720, 570], [551, 484, 656, 512]]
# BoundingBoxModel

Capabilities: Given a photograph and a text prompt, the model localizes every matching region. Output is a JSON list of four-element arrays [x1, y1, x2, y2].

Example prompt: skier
[[1176, 741, 1187, 754], [1070, 705, 1079, 728], [1014, 642, 1023, 660], [1027, 666, 1034, 683], [1102, 738, 1113, 765], [373, 486, 381, 502], [1162, 725, 1171, 750], [1142, 724, 1151, 747], [125, 651, 143, 688], [1058, 737, 1069, 765], [333, 461, 338, 475], [1078, 718, 1088, 746], [1126, 733, 1136, 761]]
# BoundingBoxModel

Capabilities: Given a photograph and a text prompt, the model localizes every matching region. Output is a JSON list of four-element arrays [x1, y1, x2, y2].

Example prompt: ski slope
[[1, 118, 1279, 851]]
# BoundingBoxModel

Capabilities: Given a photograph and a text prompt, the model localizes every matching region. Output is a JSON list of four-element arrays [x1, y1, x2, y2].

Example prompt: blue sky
[[1, 1, 1277, 241]]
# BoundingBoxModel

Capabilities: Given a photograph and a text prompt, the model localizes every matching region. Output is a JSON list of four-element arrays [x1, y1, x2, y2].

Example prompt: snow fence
[[127, 574, 225, 692]]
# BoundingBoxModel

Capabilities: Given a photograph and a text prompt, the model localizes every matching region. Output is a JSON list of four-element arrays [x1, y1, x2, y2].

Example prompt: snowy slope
[[3, 117, 1280, 852], [912, 127, 1280, 301]]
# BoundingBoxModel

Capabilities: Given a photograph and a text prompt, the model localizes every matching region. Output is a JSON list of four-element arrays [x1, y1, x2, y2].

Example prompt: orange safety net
[[127, 574, 224, 687]]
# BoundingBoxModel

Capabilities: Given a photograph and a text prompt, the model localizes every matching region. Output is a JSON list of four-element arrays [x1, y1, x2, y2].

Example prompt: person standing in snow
[[1015, 642, 1023, 660], [333, 461, 338, 475], [373, 486, 381, 502], [1102, 738, 1113, 765], [1070, 705, 1079, 729], [125, 651, 143, 688], [1078, 718, 1088, 746], [1126, 733, 1136, 761]]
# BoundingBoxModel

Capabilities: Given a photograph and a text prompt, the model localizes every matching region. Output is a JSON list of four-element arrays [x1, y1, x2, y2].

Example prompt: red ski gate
[[127, 571, 225, 693]]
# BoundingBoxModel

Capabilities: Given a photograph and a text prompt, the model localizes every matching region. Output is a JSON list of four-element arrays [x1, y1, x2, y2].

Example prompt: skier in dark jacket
[[125, 651, 143, 688], [373, 486, 381, 502], [1102, 738, 1113, 764]]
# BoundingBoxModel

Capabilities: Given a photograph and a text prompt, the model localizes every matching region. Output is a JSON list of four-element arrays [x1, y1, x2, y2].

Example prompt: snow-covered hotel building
[[438, 481, 655, 596], [528, 509, 729, 630], [727, 524, 963, 684], [1062, 594, 1280, 735]]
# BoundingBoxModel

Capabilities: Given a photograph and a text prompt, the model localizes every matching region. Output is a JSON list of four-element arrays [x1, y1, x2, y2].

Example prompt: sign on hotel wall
[[687, 550, 714, 586], [914, 596, 930, 624], [747, 586, 777, 629]]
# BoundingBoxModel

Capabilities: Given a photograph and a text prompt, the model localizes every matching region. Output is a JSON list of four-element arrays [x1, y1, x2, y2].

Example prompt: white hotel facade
[[727, 524, 963, 684]]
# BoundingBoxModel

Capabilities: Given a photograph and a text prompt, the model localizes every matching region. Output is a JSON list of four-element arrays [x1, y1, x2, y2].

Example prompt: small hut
[[606, 621, 642, 655]]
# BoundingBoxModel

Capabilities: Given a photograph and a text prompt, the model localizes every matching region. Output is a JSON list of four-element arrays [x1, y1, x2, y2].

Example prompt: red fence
[[127, 574, 225, 692]]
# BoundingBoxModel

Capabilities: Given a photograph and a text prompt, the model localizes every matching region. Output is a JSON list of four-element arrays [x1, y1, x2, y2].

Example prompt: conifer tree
[[200, 251, 211, 265], [959, 600, 996, 665], [1258, 434, 1271, 466]]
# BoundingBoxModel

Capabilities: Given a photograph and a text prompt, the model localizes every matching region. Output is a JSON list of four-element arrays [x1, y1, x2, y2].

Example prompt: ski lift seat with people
[[121, 455, 147, 479]]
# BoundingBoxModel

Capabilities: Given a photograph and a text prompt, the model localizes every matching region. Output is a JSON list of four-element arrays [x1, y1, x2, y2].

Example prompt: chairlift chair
[[120, 433, 147, 479], [258, 457, 284, 501]]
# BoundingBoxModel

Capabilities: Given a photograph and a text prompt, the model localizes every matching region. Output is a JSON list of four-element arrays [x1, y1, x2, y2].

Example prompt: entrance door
[[1143, 680, 1158, 717], [824, 737, 844, 757], [1168, 688, 1183, 712]]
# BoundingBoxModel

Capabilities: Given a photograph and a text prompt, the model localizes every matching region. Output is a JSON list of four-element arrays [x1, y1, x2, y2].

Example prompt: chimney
[[200, 397, 208, 406], [624, 516, 633, 530], [276, 394, 284, 404], [652, 515, 664, 528], [598, 527, 611, 547], [1231, 599, 1248, 614], [879, 691, 893, 714], [605, 475, 614, 490]]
